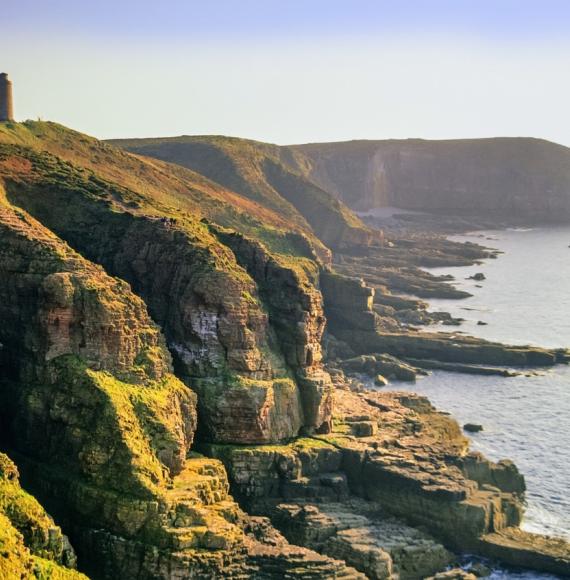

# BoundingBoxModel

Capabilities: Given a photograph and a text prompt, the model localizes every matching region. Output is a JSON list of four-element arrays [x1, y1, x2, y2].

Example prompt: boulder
[[342, 353, 420, 382], [374, 374, 389, 387]]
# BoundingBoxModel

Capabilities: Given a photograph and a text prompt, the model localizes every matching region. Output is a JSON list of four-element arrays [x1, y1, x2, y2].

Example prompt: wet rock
[[427, 569, 477, 580], [469, 562, 492, 577], [464, 424, 484, 433], [405, 358, 520, 377], [374, 374, 389, 387], [468, 273, 486, 281], [341, 353, 421, 382], [479, 528, 570, 577]]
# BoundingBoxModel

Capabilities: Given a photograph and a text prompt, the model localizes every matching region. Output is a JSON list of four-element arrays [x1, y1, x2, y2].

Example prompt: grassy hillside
[[110, 135, 383, 249], [0, 121, 327, 261]]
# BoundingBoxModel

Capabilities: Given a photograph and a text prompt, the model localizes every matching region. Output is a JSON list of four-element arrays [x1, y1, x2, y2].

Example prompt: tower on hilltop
[[0, 73, 14, 122]]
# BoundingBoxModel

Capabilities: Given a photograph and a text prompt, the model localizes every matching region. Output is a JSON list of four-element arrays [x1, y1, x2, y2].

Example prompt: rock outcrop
[[202, 384, 569, 577], [341, 354, 422, 382], [0, 193, 358, 578], [0, 199, 241, 577], [321, 270, 569, 370], [214, 228, 333, 434], [0, 452, 86, 579], [0, 135, 333, 443]]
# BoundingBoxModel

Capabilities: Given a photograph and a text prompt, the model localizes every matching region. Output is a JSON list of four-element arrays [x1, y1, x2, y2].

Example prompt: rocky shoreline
[[315, 232, 570, 577], [200, 384, 570, 578]]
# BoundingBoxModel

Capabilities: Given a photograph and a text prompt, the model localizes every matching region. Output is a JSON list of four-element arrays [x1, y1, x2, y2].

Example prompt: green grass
[[0, 455, 88, 578], [0, 121, 328, 261], [111, 133, 376, 252]]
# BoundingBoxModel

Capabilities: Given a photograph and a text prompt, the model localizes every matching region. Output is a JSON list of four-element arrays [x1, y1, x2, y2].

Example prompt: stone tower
[[0, 73, 14, 122]]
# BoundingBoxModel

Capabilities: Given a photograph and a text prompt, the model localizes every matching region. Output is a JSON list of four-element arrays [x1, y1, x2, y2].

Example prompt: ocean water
[[388, 227, 570, 572]]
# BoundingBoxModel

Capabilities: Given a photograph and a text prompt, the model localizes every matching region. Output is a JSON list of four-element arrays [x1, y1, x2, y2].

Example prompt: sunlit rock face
[[0, 127, 335, 445]]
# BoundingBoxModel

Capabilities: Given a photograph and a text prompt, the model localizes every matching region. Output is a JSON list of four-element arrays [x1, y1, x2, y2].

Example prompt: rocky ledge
[[321, 270, 570, 377], [202, 382, 570, 578]]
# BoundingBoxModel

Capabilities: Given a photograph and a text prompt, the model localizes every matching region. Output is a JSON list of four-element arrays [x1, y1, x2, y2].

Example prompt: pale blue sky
[[2, 1, 570, 144]]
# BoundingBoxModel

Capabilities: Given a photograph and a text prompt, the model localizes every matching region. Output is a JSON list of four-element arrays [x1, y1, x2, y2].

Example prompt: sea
[[381, 226, 570, 578]]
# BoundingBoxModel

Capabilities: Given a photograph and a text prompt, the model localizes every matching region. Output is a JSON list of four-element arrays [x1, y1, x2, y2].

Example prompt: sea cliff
[[0, 121, 568, 578]]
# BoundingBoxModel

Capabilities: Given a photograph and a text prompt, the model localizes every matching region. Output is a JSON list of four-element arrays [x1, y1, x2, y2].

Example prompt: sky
[[2, 0, 570, 145]]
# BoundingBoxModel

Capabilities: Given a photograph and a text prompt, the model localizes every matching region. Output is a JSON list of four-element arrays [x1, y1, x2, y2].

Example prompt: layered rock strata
[[321, 271, 569, 370], [213, 227, 333, 434], [203, 384, 569, 577], [0, 142, 333, 443], [0, 200, 241, 577]]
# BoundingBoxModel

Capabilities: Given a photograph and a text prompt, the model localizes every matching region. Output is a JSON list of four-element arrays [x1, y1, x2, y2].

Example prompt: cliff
[[0, 177, 360, 578], [0, 121, 568, 578], [115, 133, 570, 223], [0, 123, 334, 444], [292, 138, 570, 220]]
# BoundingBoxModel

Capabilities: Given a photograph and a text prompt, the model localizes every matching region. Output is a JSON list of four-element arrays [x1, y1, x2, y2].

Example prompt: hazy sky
[[2, 0, 570, 144]]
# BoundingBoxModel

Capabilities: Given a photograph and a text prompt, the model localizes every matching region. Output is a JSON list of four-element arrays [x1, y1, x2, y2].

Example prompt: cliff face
[[214, 228, 333, 433], [110, 135, 383, 249], [292, 138, 570, 219], [114, 133, 570, 224], [0, 198, 250, 577], [0, 128, 333, 444], [1, 121, 568, 579], [0, 122, 365, 580]]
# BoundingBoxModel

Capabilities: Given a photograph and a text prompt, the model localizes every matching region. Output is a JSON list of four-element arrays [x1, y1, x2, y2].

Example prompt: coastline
[[403, 226, 570, 542], [317, 222, 570, 576]]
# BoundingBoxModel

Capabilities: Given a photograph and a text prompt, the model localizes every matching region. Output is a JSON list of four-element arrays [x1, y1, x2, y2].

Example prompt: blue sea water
[[386, 226, 570, 577]]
